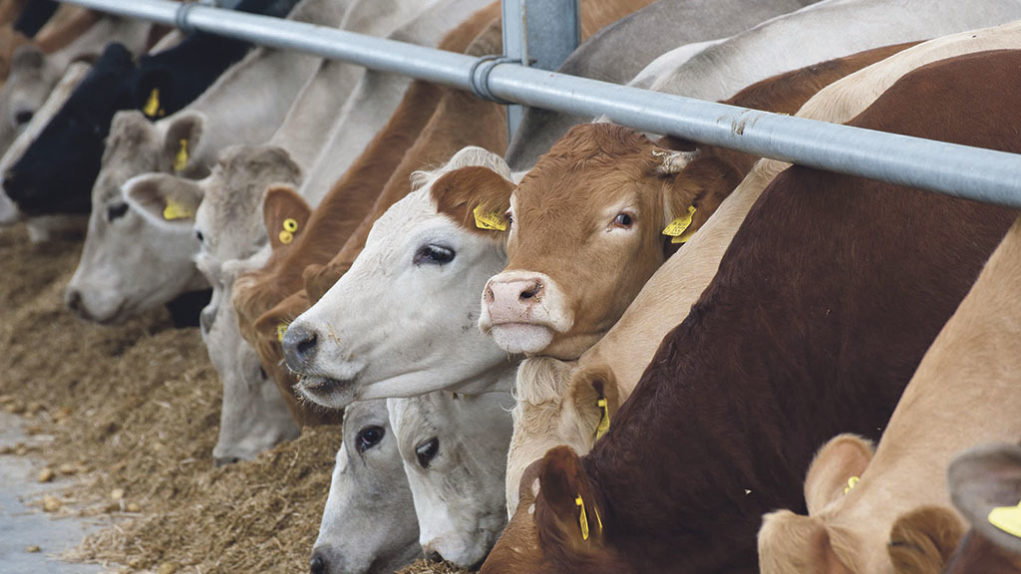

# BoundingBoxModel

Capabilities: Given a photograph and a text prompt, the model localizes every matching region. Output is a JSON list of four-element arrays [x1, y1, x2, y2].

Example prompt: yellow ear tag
[[278, 230, 294, 245], [173, 139, 189, 172], [162, 198, 194, 221], [276, 323, 288, 342], [472, 205, 507, 231], [575, 495, 590, 541], [662, 205, 697, 244], [283, 218, 299, 233], [843, 476, 860, 495], [988, 500, 1021, 538], [143, 88, 161, 118], [595, 397, 611, 441]]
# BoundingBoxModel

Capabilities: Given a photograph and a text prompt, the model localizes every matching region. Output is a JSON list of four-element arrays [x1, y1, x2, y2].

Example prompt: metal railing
[[59, 0, 1021, 208]]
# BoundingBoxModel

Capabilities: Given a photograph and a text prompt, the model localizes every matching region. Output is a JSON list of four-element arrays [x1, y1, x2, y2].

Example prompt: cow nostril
[[519, 281, 542, 301], [66, 289, 83, 312], [214, 456, 240, 467], [309, 551, 327, 574], [426, 550, 444, 563], [297, 331, 317, 357]]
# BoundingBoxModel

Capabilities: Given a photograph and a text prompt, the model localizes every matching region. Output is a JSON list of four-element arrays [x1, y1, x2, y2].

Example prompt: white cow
[[64, 0, 342, 324], [122, 144, 303, 464], [388, 390, 515, 568], [312, 399, 421, 574], [280, 146, 519, 407]]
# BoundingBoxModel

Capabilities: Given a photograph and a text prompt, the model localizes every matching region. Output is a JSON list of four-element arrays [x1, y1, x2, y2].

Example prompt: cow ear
[[162, 111, 205, 175], [535, 446, 607, 551], [123, 172, 203, 229], [803, 434, 873, 515], [948, 442, 1021, 554], [569, 364, 620, 445], [650, 140, 735, 251], [430, 165, 515, 237], [887, 506, 965, 574], [263, 184, 310, 251]]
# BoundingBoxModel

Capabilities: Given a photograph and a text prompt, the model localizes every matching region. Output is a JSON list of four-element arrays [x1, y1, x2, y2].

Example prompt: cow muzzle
[[479, 270, 573, 355]]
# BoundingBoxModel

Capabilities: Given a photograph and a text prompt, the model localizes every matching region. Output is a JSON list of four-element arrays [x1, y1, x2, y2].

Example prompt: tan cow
[[759, 214, 1021, 573]]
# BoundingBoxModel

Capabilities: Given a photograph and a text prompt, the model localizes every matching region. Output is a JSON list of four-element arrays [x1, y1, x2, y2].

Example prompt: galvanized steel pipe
[[61, 0, 1021, 207]]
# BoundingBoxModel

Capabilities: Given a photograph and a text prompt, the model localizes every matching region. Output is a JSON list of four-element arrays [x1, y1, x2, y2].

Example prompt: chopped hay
[[0, 223, 471, 573]]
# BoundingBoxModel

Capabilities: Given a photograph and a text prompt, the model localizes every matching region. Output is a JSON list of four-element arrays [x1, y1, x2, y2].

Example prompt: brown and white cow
[[480, 48, 1021, 573], [759, 214, 1021, 573], [887, 442, 1021, 574]]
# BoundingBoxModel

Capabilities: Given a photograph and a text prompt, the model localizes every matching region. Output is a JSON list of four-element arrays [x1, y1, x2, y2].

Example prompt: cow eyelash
[[415, 437, 439, 469], [413, 244, 455, 266]]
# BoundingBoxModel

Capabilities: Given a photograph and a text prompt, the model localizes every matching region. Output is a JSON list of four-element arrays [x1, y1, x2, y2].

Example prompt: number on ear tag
[[473, 205, 507, 231], [662, 205, 697, 244]]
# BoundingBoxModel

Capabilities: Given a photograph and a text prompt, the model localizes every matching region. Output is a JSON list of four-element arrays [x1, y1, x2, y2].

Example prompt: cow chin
[[297, 375, 358, 409], [488, 323, 554, 355]]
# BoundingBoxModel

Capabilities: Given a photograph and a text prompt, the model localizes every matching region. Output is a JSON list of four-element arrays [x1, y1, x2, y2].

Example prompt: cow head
[[480, 123, 711, 360], [481, 446, 631, 574], [3, 42, 137, 215], [504, 358, 620, 516], [312, 399, 421, 574], [205, 252, 300, 466], [66, 142, 297, 324], [758, 434, 874, 574], [388, 390, 515, 568], [0, 44, 62, 162], [281, 146, 517, 408]]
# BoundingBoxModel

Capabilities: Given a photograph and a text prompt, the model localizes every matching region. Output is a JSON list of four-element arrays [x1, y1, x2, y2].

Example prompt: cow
[[887, 442, 1021, 574], [483, 44, 913, 361], [0, 12, 151, 159], [280, 146, 518, 406], [759, 215, 1021, 573], [502, 0, 820, 171], [388, 390, 515, 568], [62, 0, 343, 325], [119, 144, 304, 464], [479, 48, 1021, 573], [311, 399, 421, 574], [500, 20, 1021, 514], [2, 0, 302, 216]]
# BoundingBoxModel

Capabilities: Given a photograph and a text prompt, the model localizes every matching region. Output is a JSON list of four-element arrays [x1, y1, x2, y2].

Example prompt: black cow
[[3, 0, 299, 215]]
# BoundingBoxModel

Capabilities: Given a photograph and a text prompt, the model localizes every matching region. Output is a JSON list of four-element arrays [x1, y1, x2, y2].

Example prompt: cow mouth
[[487, 322, 555, 355], [296, 374, 356, 408]]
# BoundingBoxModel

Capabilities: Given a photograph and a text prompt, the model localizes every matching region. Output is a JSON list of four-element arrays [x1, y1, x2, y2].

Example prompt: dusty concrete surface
[[0, 411, 106, 573]]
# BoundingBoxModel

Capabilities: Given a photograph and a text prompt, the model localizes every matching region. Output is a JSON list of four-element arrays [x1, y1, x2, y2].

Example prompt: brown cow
[[479, 49, 1021, 573], [478, 41, 916, 361], [888, 442, 1021, 574]]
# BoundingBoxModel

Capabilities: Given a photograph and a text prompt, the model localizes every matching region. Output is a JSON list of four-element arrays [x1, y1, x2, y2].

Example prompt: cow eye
[[504, 210, 514, 225], [106, 202, 129, 222], [413, 244, 454, 266], [415, 437, 439, 469], [356, 425, 385, 454], [612, 212, 634, 229], [14, 110, 32, 125]]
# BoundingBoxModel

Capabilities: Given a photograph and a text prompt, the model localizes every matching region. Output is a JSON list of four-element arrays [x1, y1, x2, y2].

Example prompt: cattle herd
[[1, 0, 1020, 572]]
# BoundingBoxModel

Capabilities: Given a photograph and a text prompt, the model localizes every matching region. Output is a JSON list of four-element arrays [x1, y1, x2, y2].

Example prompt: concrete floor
[[0, 411, 106, 574]]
